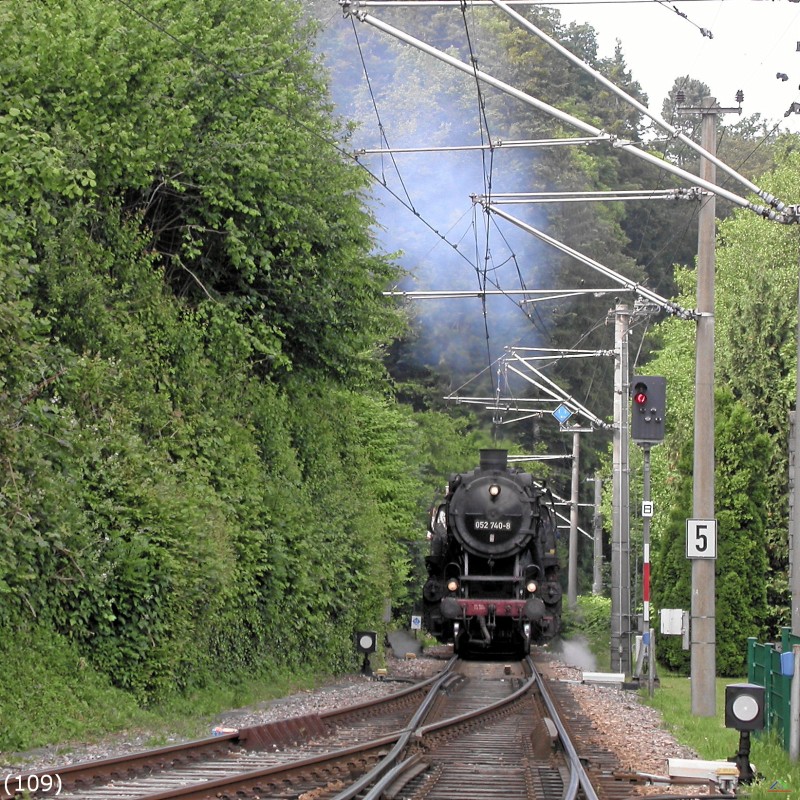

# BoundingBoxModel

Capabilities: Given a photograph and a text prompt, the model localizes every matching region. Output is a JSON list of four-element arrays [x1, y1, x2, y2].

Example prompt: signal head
[[631, 376, 666, 444]]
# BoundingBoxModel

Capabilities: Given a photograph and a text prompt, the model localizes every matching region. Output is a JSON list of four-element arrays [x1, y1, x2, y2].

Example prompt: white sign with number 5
[[686, 518, 717, 559]]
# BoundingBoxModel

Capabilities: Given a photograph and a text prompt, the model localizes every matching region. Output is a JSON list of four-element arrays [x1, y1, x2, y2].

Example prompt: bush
[[0, 625, 149, 751]]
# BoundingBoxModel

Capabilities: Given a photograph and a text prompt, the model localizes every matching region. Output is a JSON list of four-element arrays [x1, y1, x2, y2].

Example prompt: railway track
[[3, 656, 645, 800]]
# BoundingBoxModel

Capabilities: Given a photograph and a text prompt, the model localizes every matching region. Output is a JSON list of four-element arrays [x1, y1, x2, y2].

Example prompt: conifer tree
[[653, 389, 769, 675]]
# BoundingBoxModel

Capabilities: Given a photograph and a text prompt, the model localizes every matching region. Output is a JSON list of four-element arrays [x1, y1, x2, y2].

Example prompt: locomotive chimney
[[479, 449, 508, 471]]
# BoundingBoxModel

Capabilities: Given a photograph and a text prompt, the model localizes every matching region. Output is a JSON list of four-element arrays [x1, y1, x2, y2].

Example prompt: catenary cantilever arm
[[341, 0, 797, 223]]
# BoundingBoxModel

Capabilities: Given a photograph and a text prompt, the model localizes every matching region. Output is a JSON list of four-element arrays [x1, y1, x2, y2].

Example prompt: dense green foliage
[[714, 152, 800, 625], [652, 390, 770, 674], [6, 0, 403, 383], [0, 0, 433, 723], [1, 204, 419, 700], [0, 626, 151, 751], [645, 144, 800, 670]]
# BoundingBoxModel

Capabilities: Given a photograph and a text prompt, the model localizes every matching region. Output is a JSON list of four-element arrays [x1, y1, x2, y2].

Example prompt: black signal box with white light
[[355, 630, 377, 677], [725, 683, 765, 731], [725, 683, 765, 784], [631, 376, 666, 443], [355, 631, 377, 654]]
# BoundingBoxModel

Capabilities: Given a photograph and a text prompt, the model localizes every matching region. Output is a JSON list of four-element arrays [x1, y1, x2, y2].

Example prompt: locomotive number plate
[[473, 519, 512, 531]]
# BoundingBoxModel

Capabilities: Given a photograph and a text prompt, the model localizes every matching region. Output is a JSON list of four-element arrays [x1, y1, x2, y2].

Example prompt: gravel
[[1, 644, 701, 795], [536, 652, 702, 795]]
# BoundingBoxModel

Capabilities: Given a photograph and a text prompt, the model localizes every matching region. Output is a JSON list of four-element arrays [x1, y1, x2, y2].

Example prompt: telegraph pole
[[678, 94, 740, 715], [611, 302, 631, 673], [692, 96, 719, 717], [592, 474, 603, 595], [568, 430, 580, 608]]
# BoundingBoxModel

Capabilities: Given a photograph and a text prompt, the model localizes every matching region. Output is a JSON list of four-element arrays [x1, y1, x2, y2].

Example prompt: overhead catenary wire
[[344, 0, 795, 438], [341, 1, 792, 221], [110, 0, 540, 322], [482, 0, 789, 213], [118, 0, 789, 408], [350, 18, 418, 209], [653, 0, 713, 38], [340, 0, 716, 428]]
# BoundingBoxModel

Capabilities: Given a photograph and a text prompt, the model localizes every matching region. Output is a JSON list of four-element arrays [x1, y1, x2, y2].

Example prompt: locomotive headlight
[[446, 578, 459, 593], [488, 484, 501, 498], [526, 580, 537, 594]]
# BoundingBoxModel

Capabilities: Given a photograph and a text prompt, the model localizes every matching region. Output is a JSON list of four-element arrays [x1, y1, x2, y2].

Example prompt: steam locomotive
[[422, 449, 562, 657]]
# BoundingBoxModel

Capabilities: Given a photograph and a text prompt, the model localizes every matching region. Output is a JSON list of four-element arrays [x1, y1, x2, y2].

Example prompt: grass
[[0, 627, 152, 758], [0, 625, 341, 764], [564, 599, 800, 797], [644, 675, 800, 797]]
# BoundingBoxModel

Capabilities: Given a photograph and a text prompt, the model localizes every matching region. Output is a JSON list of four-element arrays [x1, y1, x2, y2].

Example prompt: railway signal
[[631, 376, 666, 443], [725, 683, 765, 783], [630, 375, 666, 689], [355, 630, 377, 676]]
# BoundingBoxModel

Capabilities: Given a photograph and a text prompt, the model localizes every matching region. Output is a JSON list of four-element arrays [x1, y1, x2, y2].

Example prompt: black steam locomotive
[[422, 449, 562, 657]]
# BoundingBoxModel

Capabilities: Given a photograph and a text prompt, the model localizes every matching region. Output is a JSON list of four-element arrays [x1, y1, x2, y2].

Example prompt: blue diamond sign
[[552, 403, 573, 425]]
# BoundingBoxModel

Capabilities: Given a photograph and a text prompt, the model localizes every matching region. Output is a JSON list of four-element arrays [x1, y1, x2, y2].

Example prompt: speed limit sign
[[686, 518, 717, 559]]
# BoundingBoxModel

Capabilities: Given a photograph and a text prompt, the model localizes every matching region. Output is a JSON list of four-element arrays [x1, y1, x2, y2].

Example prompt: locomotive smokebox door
[[449, 474, 533, 557]]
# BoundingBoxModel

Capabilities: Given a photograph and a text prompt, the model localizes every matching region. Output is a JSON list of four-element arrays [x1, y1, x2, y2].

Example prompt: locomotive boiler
[[422, 449, 562, 656]]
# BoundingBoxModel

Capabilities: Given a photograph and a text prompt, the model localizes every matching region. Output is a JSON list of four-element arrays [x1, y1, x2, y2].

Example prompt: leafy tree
[[2, 0, 403, 386], [712, 144, 800, 628], [0, 0, 419, 709], [644, 137, 800, 659]]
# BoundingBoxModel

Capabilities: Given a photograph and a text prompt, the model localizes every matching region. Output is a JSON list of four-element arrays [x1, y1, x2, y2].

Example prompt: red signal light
[[631, 376, 666, 443], [633, 381, 648, 406]]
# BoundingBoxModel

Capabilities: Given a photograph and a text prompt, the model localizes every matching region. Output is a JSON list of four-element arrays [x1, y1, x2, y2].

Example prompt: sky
[[553, 0, 800, 132]]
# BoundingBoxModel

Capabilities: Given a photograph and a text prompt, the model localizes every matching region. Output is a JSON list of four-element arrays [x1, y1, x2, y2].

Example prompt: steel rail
[[328, 657, 459, 800], [408, 658, 603, 800], [527, 656, 601, 800], [88, 664, 458, 800], [413, 661, 536, 740], [1, 670, 448, 800]]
